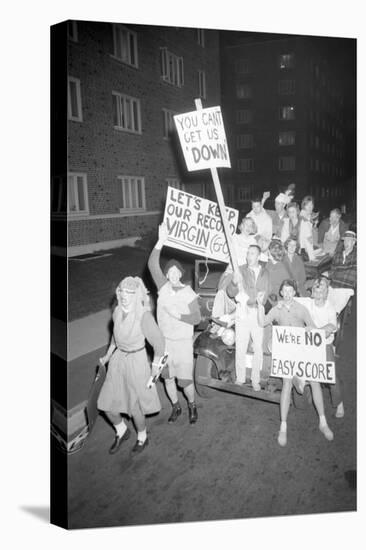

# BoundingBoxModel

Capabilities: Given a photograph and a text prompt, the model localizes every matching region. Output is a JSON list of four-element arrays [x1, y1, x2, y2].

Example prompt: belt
[[117, 345, 145, 355]]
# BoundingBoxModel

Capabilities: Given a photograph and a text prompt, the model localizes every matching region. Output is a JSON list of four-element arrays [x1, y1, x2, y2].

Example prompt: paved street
[[66, 292, 356, 529]]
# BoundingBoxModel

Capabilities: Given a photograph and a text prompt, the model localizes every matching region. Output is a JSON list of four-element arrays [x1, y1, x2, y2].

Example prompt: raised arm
[[148, 223, 169, 290]]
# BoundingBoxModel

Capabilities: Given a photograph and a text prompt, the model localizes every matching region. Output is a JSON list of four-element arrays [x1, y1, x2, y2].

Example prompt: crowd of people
[[96, 188, 356, 453]]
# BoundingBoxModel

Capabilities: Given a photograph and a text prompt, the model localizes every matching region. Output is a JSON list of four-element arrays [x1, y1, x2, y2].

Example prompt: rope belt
[[117, 345, 145, 355]]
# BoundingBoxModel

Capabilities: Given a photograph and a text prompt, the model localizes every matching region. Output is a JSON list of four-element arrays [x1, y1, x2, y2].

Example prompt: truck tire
[[194, 355, 217, 398]]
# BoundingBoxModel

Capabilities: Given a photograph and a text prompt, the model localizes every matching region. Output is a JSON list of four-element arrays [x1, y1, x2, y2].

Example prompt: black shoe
[[168, 402, 182, 423], [132, 438, 149, 454], [109, 428, 131, 454], [188, 402, 198, 424]]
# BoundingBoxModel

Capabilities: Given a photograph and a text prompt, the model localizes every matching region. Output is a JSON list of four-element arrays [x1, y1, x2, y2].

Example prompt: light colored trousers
[[235, 307, 263, 385]]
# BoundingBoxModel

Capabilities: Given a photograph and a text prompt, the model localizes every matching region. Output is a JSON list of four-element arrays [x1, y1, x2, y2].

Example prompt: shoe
[[252, 382, 261, 392], [292, 376, 305, 395], [168, 402, 182, 423], [188, 402, 198, 424], [277, 430, 287, 447], [132, 438, 149, 454], [109, 428, 131, 454], [319, 424, 334, 441], [335, 402, 344, 418]]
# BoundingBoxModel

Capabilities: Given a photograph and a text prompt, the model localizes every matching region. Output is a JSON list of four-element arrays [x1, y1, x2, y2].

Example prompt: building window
[[237, 134, 254, 149], [160, 48, 184, 87], [238, 185, 254, 201], [279, 105, 295, 120], [68, 173, 89, 215], [278, 79, 295, 95], [236, 84, 252, 99], [235, 58, 250, 74], [309, 158, 314, 171], [68, 21, 78, 42], [112, 24, 138, 68], [236, 109, 252, 124], [118, 176, 146, 212], [237, 158, 254, 172], [279, 53, 295, 70], [315, 159, 320, 172], [51, 176, 67, 214], [197, 29, 205, 47], [112, 92, 141, 133], [278, 131, 295, 146], [315, 135, 320, 149], [166, 178, 184, 191], [198, 70, 206, 99], [162, 109, 177, 139], [68, 77, 82, 122], [278, 156, 295, 171]]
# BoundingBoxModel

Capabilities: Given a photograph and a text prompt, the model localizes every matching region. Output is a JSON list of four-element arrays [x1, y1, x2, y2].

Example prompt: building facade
[[52, 21, 221, 256], [220, 34, 355, 218]]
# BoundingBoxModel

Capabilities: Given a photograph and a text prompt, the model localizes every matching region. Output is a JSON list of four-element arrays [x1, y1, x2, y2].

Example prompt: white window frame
[[237, 134, 254, 149], [279, 53, 295, 70], [279, 105, 295, 121], [237, 158, 255, 172], [278, 79, 295, 95], [162, 108, 177, 139], [160, 48, 184, 87], [278, 131, 296, 146], [236, 109, 252, 124], [112, 24, 138, 68], [198, 70, 206, 99], [68, 77, 83, 122], [118, 176, 146, 213], [197, 29, 205, 47], [166, 178, 185, 191], [236, 83, 252, 99], [112, 91, 141, 134], [68, 21, 78, 42], [67, 172, 89, 216], [278, 156, 296, 171]]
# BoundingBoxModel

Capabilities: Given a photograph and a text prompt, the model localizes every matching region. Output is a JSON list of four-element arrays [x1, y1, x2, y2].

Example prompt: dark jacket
[[318, 218, 348, 245], [226, 264, 270, 307]]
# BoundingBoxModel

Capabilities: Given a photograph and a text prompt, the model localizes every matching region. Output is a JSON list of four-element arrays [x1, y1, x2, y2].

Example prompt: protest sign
[[173, 106, 231, 171], [163, 186, 238, 263], [271, 325, 336, 384]]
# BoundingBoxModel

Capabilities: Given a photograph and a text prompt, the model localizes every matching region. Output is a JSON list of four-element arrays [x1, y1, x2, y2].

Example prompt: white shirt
[[308, 299, 337, 345], [234, 233, 257, 266], [248, 209, 273, 241]]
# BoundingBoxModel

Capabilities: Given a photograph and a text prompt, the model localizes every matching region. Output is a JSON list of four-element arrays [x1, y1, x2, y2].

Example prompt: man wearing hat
[[329, 230, 357, 290], [148, 223, 201, 424]]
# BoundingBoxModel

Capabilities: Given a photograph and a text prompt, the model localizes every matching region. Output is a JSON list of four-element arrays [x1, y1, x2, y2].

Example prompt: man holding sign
[[257, 279, 334, 447]]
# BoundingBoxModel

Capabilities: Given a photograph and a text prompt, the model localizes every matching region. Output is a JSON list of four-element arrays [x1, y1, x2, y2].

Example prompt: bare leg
[[310, 382, 334, 441], [131, 401, 146, 434], [278, 378, 293, 446], [164, 377, 179, 405], [183, 382, 195, 403], [105, 411, 127, 437]]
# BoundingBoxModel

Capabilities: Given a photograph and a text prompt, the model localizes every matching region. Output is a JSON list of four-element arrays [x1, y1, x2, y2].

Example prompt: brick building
[[52, 21, 221, 256], [220, 33, 356, 217]]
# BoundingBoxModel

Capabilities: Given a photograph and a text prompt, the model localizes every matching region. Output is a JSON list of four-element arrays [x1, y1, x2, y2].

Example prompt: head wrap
[[163, 259, 185, 278], [343, 230, 357, 240], [118, 276, 150, 310]]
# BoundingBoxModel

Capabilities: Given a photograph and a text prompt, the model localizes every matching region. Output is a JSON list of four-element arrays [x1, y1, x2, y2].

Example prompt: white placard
[[173, 106, 231, 171], [271, 325, 335, 384], [163, 186, 238, 263]]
